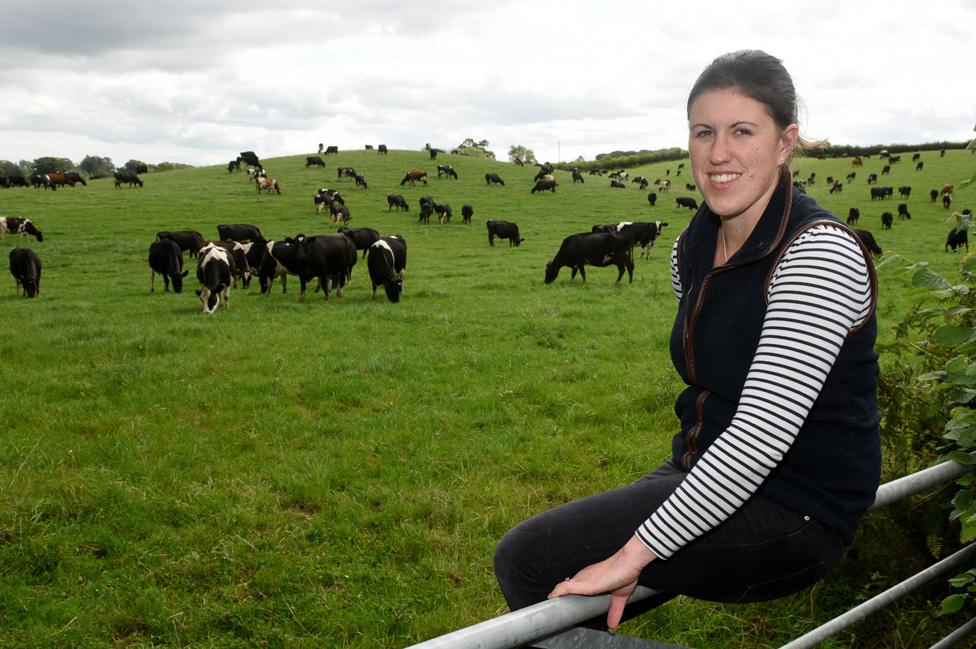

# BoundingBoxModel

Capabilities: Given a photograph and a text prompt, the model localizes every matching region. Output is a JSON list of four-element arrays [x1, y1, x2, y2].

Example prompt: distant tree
[[508, 145, 538, 166], [32, 156, 75, 174], [0, 160, 24, 178], [573, 155, 586, 163], [154, 162, 193, 172], [79, 155, 115, 178], [123, 159, 149, 173], [457, 138, 496, 160]]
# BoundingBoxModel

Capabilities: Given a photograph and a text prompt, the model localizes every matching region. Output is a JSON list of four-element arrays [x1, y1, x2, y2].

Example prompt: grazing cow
[[531, 180, 558, 193], [9, 247, 41, 297], [916, 162, 924, 171], [870, 186, 893, 200], [684, 183, 697, 191], [429, 148, 440, 160], [0, 216, 43, 241], [675, 196, 698, 210], [851, 157, 863, 167], [944, 194, 953, 209], [156, 230, 204, 258], [387, 194, 409, 211], [217, 223, 264, 244], [114, 170, 143, 188], [61, 171, 86, 186], [881, 212, 893, 229], [367, 236, 408, 302], [437, 164, 458, 180], [418, 196, 435, 224], [866, 173, 878, 185], [461, 204, 473, 224], [616, 220, 668, 260], [610, 180, 626, 189], [255, 176, 281, 194], [378, 144, 388, 154], [434, 203, 452, 223], [898, 186, 912, 198], [889, 155, 901, 164], [209, 240, 253, 289], [897, 203, 911, 220], [331, 205, 351, 224], [239, 151, 261, 169], [400, 170, 428, 186], [485, 173, 505, 186], [3, 174, 28, 187], [572, 169, 584, 183], [247, 167, 266, 183], [365, 144, 373, 150], [324, 146, 339, 155], [354, 174, 368, 189], [647, 192, 657, 206], [829, 181, 843, 194], [947, 227, 969, 252], [912, 153, 921, 161], [847, 207, 860, 225], [316, 187, 344, 206], [657, 179, 671, 192], [942, 184, 955, 196], [306, 156, 326, 168], [291, 234, 357, 301], [148, 239, 188, 293], [486, 220, 523, 247], [228, 159, 241, 173], [544, 232, 634, 284], [846, 172, 856, 183], [195, 243, 232, 314], [931, 189, 940, 201], [336, 167, 356, 180], [258, 239, 303, 294], [338, 227, 380, 258], [853, 229, 882, 257], [881, 165, 891, 175]]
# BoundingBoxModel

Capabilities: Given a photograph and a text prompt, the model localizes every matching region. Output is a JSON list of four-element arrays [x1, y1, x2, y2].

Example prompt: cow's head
[[171, 270, 189, 294], [544, 261, 559, 284], [384, 279, 404, 303], [22, 277, 39, 298], [196, 284, 224, 315], [24, 220, 43, 242]]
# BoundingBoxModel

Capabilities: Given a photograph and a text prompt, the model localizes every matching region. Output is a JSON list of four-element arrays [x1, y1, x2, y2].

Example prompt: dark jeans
[[494, 461, 847, 611]]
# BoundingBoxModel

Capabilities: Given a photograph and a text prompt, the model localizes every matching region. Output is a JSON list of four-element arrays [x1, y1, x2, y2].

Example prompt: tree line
[[0, 156, 192, 180]]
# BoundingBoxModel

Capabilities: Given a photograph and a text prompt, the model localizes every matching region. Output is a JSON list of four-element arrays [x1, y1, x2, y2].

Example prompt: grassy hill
[[0, 148, 973, 647]]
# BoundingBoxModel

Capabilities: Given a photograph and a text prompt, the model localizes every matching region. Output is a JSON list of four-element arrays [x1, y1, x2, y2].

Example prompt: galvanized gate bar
[[869, 457, 972, 510], [928, 616, 976, 649], [778, 542, 976, 649]]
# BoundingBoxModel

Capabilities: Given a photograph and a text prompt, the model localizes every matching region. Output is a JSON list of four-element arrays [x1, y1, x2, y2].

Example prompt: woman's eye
[[694, 130, 713, 139], [734, 128, 752, 137]]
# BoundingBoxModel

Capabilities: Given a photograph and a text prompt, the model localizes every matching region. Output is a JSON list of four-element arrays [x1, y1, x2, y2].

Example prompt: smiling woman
[[495, 50, 882, 630]]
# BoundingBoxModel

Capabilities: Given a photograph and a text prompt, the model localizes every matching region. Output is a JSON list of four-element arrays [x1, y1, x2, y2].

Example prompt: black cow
[[217, 224, 264, 244], [847, 207, 860, 225], [437, 164, 458, 180], [338, 227, 380, 258], [306, 156, 326, 168], [870, 186, 893, 200], [609, 180, 626, 189], [485, 173, 505, 186], [378, 144, 388, 154], [947, 227, 969, 252], [647, 192, 657, 206], [429, 148, 441, 159], [239, 151, 261, 169], [63, 171, 87, 186], [387, 194, 409, 211], [853, 229, 882, 257], [486, 220, 523, 247], [866, 173, 878, 185], [881, 165, 891, 175], [897, 203, 911, 220], [228, 159, 241, 173], [258, 240, 301, 294], [0, 216, 43, 241], [148, 239, 188, 293], [291, 234, 357, 301], [930, 189, 939, 202], [367, 236, 408, 302], [354, 174, 368, 189], [324, 146, 339, 155], [3, 174, 28, 187], [889, 155, 901, 164], [544, 232, 633, 284], [881, 212, 893, 229], [531, 180, 557, 193], [156, 230, 204, 259], [114, 170, 143, 188], [461, 204, 473, 224], [572, 169, 584, 183], [418, 196, 435, 224], [676, 196, 698, 210], [9, 247, 41, 297], [195, 243, 232, 314], [898, 186, 911, 198]]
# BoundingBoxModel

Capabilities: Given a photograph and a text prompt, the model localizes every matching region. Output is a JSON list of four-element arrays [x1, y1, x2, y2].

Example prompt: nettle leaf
[[918, 371, 948, 383], [961, 519, 976, 543], [937, 325, 976, 346], [948, 451, 976, 465], [913, 268, 952, 290], [950, 572, 976, 588], [953, 490, 974, 512], [964, 255, 976, 272], [942, 593, 967, 614], [947, 306, 974, 316]]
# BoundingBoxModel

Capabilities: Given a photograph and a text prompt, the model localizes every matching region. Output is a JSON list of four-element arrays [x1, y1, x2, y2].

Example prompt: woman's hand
[[547, 535, 657, 629]]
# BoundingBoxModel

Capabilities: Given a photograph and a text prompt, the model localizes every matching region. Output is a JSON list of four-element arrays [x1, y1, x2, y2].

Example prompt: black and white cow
[[258, 240, 301, 294], [616, 221, 668, 259], [437, 164, 458, 180], [210, 240, 253, 289], [148, 239, 188, 293], [610, 180, 626, 189], [195, 243, 232, 314], [531, 180, 557, 193], [330, 205, 351, 224], [291, 234, 357, 301], [486, 220, 523, 247], [338, 227, 380, 258], [461, 204, 473, 224], [434, 202, 452, 224], [156, 230, 204, 259], [337, 167, 357, 180], [572, 169, 584, 184], [544, 232, 633, 284], [387, 194, 409, 211], [9, 247, 41, 297], [0, 216, 43, 241], [485, 173, 505, 186], [675, 196, 698, 210], [367, 236, 407, 302]]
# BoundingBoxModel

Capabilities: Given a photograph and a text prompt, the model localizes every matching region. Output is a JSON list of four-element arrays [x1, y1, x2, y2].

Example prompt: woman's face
[[688, 88, 797, 224]]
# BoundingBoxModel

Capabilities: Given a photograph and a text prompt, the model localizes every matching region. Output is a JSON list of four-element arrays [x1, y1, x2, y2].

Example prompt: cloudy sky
[[1, 0, 972, 168]]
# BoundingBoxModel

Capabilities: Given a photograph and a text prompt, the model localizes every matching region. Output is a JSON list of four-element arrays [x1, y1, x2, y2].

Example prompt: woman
[[494, 50, 881, 629]]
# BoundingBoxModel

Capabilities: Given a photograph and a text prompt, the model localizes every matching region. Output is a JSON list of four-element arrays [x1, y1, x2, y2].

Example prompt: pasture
[[0, 148, 973, 647]]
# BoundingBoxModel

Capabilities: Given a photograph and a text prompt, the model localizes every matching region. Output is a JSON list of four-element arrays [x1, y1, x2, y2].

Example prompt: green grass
[[0, 148, 973, 647]]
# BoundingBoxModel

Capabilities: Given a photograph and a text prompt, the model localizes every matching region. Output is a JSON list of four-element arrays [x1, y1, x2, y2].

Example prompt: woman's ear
[[779, 124, 800, 162]]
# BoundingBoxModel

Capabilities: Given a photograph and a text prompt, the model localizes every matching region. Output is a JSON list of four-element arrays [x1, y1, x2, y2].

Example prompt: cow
[[367, 236, 407, 302], [324, 146, 339, 155], [258, 239, 302, 294], [889, 155, 901, 164], [429, 148, 440, 160], [256, 176, 281, 194], [434, 202, 452, 224], [916, 162, 924, 171], [239, 151, 261, 169], [290, 234, 357, 301], [829, 181, 843, 194], [866, 173, 878, 185], [228, 159, 241, 173], [461, 204, 473, 224], [354, 174, 368, 189], [209, 240, 253, 289], [148, 239, 188, 293], [485, 173, 505, 186], [853, 229, 882, 257], [31, 173, 52, 189], [912, 153, 921, 161], [387, 194, 409, 211], [897, 203, 911, 220], [657, 179, 671, 192], [942, 184, 955, 196], [676, 196, 698, 210], [114, 170, 143, 188], [418, 196, 435, 224], [944, 194, 953, 209], [338, 227, 380, 258], [330, 205, 351, 224], [531, 180, 557, 193], [9, 247, 41, 297], [846, 172, 856, 183], [3, 174, 28, 187], [62, 171, 86, 186], [400, 170, 428, 186], [156, 230, 204, 259], [487, 220, 523, 247], [931, 189, 940, 202], [881, 165, 891, 176], [947, 227, 969, 252], [616, 221, 668, 260], [544, 232, 634, 284], [337, 167, 357, 180], [437, 164, 458, 180], [870, 186, 893, 200], [851, 157, 863, 167], [881, 212, 893, 229], [217, 223, 264, 244], [572, 169, 584, 184], [610, 180, 626, 189], [898, 186, 912, 199], [0, 216, 43, 242], [316, 188, 345, 206], [377, 144, 388, 154], [847, 207, 860, 225], [195, 243, 232, 314], [647, 192, 657, 206], [247, 167, 266, 183], [306, 156, 326, 168]]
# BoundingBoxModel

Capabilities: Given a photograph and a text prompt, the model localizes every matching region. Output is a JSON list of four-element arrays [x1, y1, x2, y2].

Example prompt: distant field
[[0, 148, 972, 647]]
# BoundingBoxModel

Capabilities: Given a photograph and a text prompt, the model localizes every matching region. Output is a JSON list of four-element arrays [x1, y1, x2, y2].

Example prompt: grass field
[[0, 147, 973, 647]]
